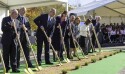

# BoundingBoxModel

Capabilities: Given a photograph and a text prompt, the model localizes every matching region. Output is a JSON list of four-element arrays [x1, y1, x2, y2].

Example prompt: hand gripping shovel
[[40, 27, 62, 66], [23, 25, 42, 71], [13, 22, 34, 74]]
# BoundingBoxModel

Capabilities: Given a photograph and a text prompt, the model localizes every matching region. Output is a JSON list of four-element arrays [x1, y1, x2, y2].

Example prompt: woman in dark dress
[[52, 11, 67, 61], [70, 17, 81, 57]]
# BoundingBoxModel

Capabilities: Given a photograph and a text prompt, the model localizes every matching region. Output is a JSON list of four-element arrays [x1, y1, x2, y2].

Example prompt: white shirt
[[79, 23, 90, 37], [123, 29, 125, 35], [110, 30, 116, 35], [120, 30, 124, 34], [48, 15, 53, 21]]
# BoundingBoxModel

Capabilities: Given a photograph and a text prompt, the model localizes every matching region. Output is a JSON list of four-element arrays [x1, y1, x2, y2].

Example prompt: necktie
[[48, 17, 51, 22], [21, 17, 24, 24]]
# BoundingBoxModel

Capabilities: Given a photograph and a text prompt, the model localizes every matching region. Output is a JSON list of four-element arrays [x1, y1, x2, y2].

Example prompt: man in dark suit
[[16, 7, 34, 68], [34, 8, 56, 65], [90, 16, 101, 52], [1, 9, 20, 73]]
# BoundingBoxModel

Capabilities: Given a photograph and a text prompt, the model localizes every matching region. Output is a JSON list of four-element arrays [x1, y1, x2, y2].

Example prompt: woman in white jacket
[[79, 19, 92, 55]]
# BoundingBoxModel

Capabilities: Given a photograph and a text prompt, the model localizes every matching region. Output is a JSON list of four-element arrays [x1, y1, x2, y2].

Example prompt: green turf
[[68, 52, 125, 74]]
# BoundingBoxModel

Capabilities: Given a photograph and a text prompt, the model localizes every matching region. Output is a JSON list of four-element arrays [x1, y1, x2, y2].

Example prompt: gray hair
[[50, 8, 56, 13], [96, 16, 101, 20], [10, 9, 18, 15], [19, 6, 26, 11]]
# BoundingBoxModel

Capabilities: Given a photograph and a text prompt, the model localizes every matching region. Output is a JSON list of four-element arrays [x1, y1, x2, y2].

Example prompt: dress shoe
[[12, 69, 20, 73], [28, 65, 35, 68], [6, 68, 10, 73], [45, 62, 53, 65], [38, 62, 41, 66]]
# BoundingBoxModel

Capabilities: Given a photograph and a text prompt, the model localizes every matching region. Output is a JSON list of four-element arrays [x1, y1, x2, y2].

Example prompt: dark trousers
[[79, 36, 89, 55], [17, 36, 32, 68], [37, 36, 50, 63], [2, 40, 17, 70], [92, 34, 96, 47], [110, 35, 116, 42], [64, 37, 70, 58], [52, 36, 61, 61]]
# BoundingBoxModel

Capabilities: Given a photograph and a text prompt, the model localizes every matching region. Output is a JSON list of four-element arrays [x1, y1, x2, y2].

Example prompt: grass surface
[[68, 52, 125, 74]]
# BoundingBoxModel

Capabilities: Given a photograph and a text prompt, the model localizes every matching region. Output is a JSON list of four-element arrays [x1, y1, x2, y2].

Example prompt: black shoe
[[60, 58, 64, 61], [28, 65, 35, 68], [45, 62, 53, 65], [73, 54, 77, 57], [38, 62, 41, 66], [12, 69, 20, 73], [6, 68, 10, 73]]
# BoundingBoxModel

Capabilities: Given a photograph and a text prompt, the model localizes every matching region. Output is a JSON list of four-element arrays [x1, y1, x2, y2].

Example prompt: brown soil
[[35, 50, 120, 74]]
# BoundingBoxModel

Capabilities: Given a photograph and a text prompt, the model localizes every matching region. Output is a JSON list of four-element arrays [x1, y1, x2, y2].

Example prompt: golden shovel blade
[[28, 68, 34, 74], [4, 73, 10, 74], [66, 58, 70, 63], [24, 68, 34, 74], [24, 69, 30, 74], [34, 66, 43, 71], [56, 63, 63, 66]]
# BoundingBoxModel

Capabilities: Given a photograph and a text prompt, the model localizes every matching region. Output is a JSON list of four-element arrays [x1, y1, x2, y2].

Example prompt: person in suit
[[1, 9, 20, 73], [92, 16, 101, 51], [16, 7, 34, 68], [52, 11, 68, 61], [34, 8, 56, 65]]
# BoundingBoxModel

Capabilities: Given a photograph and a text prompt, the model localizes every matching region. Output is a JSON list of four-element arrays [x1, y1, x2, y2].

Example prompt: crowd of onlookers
[[101, 22, 125, 43]]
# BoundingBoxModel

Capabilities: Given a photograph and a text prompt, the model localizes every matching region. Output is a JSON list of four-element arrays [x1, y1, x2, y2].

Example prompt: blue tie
[[48, 18, 51, 22]]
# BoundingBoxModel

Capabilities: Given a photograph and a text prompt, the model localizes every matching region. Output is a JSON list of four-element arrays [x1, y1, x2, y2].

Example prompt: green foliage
[[84, 62, 88, 66], [109, 54, 113, 56], [75, 64, 80, 70], [99, 57, 102, 60], [104, 55, 107, 58], [119, 50, 122, 52], [113, 52, 117, 55], [62, 69, 68, 74], [91, 58, 96, 63]]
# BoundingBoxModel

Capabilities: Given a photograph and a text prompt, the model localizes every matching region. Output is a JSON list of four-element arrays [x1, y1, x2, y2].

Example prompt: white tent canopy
[[68, 0, 125, 24], [0, 0, 67, 9], [68, 0, 116, 16], [0, 0, 67, 34]]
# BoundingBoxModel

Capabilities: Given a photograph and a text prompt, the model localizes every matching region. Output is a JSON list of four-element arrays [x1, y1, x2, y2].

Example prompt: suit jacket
[[34, 14, 56, 40], [95, 22, 100, 33], [1, 16, 16, 45], [17, 15, 31, 36]]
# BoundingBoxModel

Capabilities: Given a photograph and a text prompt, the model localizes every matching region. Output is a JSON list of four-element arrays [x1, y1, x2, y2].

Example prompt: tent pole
[[93, 10, 96, 19], [66, 2, 68, 11], [5, 8, 9, 16]]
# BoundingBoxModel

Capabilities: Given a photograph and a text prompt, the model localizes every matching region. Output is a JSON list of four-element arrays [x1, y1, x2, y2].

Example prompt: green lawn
[[69, 52, 125, 74]]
